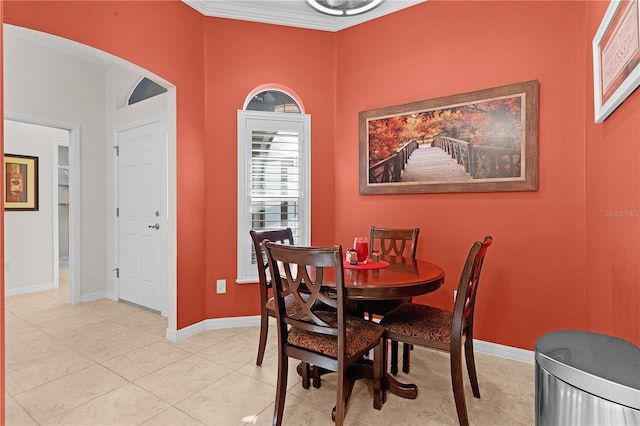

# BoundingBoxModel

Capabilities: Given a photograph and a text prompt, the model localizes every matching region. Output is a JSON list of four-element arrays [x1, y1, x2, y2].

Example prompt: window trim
[[236, 110, 311, 283]]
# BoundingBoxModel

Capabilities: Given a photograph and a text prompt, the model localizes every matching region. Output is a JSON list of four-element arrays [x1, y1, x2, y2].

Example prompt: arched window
[[245, 90, 301, 113], [237, 88, 311, 283], [128, 77, 168, 105]]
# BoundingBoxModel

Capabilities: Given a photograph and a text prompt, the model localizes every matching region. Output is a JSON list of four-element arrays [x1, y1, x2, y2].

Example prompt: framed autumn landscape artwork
[[359, 80, 539, 194], [4, 154, 39, 211]]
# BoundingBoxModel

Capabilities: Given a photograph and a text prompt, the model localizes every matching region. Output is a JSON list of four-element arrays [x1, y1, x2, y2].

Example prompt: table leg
[[312, 364, 322, 388], [297, 362, 326, 388], [295, 346, 419, 405], [390, 340, 399, 375], [385, 372, 418, 399], [383, 337, 418, 400]]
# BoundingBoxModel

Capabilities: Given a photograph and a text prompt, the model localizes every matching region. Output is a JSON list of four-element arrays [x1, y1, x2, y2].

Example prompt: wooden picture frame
[[4, 154, 39, 211], [593, 0, 640, 123], [359, 80, 538, 194]]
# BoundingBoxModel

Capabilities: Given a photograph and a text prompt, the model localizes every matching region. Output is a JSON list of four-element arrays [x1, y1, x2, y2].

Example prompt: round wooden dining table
[[341, 256, 445, 301], [342, 256, 445, 402], [306, 256, 445, 404]]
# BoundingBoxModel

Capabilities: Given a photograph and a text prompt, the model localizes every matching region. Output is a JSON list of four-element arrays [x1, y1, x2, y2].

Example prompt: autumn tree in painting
[[368, 96, 522, 165]]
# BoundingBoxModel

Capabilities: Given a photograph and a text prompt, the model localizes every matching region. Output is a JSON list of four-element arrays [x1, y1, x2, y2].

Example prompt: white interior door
[[117, 119, 166, 312]]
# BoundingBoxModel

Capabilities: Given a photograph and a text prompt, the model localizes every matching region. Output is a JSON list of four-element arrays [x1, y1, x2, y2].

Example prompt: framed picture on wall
[[4, 154, 39, 211], [593, 0, 640, 123], [359, 80, 538, 194]]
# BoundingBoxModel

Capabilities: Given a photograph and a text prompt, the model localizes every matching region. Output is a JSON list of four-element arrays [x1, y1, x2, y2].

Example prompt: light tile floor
[[5, 272, 535, 425]]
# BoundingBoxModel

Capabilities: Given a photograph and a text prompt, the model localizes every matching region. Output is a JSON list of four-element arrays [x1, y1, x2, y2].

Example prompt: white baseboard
[[165, 316, 534, 365], [80, 291, 105, 303], [80, 291, 117, 303], [166, 315, 261, 342], [474, 339, 534, 365], [5, 282, 54, 297], [166, 320, 205, 341]]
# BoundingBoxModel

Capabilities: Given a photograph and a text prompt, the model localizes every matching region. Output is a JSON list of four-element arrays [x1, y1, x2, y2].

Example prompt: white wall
[[4, 26, 176, 329], [4, 121, 68, 294], [4, 27, 107, 298], [104, 64, 169, 298]]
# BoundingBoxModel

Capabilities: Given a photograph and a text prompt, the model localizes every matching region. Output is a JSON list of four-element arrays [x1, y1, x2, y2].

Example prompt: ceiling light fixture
[[305, 0, 385, 16]]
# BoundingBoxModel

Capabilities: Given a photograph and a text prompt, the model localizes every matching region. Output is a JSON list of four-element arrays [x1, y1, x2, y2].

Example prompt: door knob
[[148, 223, 160, 230]]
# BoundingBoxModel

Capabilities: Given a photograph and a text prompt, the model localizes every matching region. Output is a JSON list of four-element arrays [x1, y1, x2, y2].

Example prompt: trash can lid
[[535, 330, 640, 410]]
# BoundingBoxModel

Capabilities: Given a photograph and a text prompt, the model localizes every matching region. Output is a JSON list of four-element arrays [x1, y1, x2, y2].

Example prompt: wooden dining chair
[[367, 225, 420, 375], [249, 228, 295, 366], [263, 241, 384, 426], [380, 236, 493, 426], [369, 226, 420, 259]]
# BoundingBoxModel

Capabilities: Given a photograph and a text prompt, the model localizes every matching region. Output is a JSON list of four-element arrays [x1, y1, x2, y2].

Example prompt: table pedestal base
[[385, 373, 418, 399], [297, 358, 418, 409]]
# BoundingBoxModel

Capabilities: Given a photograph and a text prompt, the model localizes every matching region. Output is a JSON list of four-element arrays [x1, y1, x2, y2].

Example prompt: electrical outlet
[[216, 279, 226, 294], [5, 262, 11, 271]]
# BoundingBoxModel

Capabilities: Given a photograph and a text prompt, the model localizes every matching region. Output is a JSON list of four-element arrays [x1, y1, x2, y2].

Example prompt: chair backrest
[[262, 241, 343, 340], [369, 226, 420, 258], [250, 228, 294, 304], [452, 236, 492, 339]]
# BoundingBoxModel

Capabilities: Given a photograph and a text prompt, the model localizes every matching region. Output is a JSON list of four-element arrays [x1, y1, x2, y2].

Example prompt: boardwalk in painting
[[400, 144, 472, 182]]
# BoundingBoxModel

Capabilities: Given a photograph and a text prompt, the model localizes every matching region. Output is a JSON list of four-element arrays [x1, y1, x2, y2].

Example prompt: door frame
[[4, 112, 82, 304], [113, 115, 169, 315], [53, 137, 70, 290]]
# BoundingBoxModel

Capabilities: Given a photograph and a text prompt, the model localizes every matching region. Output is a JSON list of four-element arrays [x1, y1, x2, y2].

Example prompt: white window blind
[[237, 111, 310, 282], [251, 129, 300, 238]]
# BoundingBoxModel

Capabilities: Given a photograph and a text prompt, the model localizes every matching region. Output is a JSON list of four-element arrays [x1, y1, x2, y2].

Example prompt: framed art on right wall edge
[[593, 0, 640, 123]]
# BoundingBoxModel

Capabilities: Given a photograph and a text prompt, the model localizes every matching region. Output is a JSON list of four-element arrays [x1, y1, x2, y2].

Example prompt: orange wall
[[584, 1, 640, 346], [334, 1, 589, 350], [3, 0, 210, 328], [202, 18, 336, 317], [2, 0, 637, 360], [2, 1, 338, 326]]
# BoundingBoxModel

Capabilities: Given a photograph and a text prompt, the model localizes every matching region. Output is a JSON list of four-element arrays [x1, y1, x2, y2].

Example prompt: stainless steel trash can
[[535, 330, 640, 425]]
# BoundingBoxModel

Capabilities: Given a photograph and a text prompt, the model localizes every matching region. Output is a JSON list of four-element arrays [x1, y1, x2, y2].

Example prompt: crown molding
[[183, 0, 426, 32]]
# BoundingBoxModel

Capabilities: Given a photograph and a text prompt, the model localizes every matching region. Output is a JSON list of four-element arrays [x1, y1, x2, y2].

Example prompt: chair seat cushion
[[266, 293, 308, 317], [380, 303, 453, 343], [288, 311, 384, 359]]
